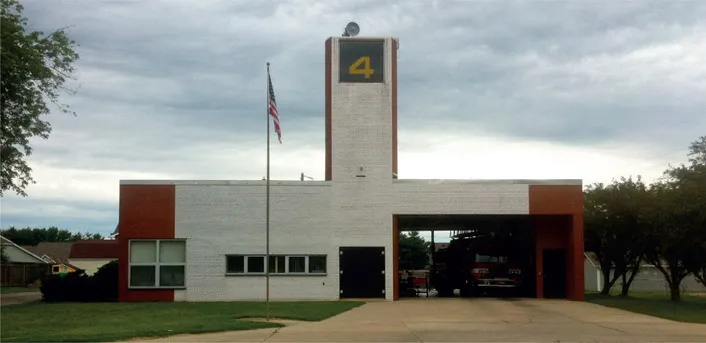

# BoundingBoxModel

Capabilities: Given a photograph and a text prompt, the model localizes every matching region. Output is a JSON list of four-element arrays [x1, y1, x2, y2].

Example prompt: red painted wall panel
[[533, 215, 570, 299], [118, 185, 176, 302], [529, 185, 584, 301]]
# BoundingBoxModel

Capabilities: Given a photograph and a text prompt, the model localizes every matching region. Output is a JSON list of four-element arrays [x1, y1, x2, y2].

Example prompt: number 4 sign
[[338, 39, 384, 83]]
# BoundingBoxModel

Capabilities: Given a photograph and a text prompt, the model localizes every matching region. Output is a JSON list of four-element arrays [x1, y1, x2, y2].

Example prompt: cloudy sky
[[2, 0, 704, 237]]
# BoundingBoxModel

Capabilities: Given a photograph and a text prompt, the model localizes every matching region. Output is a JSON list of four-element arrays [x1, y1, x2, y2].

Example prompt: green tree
[[0, 244, 9, 263], [1, 0, 80, 197], [643, 136, 706, 301], [0, 226, 103, 246], [584, 176, 649, 296], [398, 231, 430, 270]]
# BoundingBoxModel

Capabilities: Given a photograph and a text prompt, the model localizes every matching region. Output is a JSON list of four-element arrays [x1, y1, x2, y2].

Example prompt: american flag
[[267, 72, 282, 144]]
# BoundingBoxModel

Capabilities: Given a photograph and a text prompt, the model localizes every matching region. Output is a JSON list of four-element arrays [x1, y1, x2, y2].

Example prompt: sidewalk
[[0, 292, 41, 306]]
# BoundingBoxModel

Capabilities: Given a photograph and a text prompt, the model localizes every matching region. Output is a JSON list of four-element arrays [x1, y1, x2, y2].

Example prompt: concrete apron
[[137, 298, 706, 342]]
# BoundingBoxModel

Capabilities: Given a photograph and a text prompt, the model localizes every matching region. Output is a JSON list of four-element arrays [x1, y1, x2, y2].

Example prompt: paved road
[[0, 292, 41, 306], [141, 298, 706, 342]]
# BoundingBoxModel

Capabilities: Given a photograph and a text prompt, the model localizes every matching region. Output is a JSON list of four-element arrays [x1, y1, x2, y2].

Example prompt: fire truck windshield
[[475, 254, 508, 263]]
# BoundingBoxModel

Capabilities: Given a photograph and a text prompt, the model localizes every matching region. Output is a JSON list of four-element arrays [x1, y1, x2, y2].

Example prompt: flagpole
[[265, 62, 271, 321]]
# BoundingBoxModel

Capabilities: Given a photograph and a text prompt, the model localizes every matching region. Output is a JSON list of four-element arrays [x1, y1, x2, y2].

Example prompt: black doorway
[[339, 246, 385, 298], [542, 249, 567, 298]]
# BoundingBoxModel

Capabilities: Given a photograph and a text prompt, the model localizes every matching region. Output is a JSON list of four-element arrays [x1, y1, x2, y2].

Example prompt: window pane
[[247, 256, 264, 273], [226, 256, 244, 273], [269, 255, 285, 273], [160, 241, 186, 263], [289, 256, 305, 273], [130, 265, 156, 287], [309, 255, 327, 273], [130, 241, 157, 263], [159, 266, 185, 287]]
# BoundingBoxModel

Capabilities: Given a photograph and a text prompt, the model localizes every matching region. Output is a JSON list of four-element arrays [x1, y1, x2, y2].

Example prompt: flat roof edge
[[120, 180, 333, 186], [393, 179, 583, 186]]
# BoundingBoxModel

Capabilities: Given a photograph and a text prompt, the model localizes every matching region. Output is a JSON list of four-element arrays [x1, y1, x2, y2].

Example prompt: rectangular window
[[226, 255, 244, 273], [248, 256, 265, 273], [269, 255, 286, 274], [128, 239, 186, 289], [226, 254, 327, 275], [288, 256, 306, 273], [308, 255, 327, 274]]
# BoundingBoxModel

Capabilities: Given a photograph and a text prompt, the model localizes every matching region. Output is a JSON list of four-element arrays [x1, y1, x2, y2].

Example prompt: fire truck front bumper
[[475, 278, 520, 287]]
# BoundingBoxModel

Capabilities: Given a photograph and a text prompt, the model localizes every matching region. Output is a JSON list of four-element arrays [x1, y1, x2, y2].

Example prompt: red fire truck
[[431, 231, 524, 297]]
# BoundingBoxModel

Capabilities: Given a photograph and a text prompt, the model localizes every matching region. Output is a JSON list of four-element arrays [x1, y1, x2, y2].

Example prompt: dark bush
[[40, 270, 92, 302], [40, 260, 119, 302], [92, 260, 119, 301]]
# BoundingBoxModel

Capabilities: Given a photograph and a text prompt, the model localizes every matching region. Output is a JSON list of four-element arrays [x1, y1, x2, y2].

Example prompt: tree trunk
[[600, 266, 614, 294], [620, 258, 642, 297], [620, 273, 629, 297], [669, 281, 681, 301]]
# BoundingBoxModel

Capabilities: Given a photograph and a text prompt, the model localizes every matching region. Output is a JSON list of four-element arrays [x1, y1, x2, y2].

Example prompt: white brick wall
[[69, 258, 114, 275], [174, 182, 339, 301], [171, 178, 530, 301], [392, 181, 530, 215], [329, 37, 395, 183]]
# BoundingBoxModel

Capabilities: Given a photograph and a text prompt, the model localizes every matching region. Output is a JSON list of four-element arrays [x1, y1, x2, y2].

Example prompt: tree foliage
[[399, 231, 431, 270], [584, 176, 649, 296], [1, 0, 79, 197], [584, 136, 706, 301], [40, 260, 118, 302], [642, 136, 706, 300], [0, 226, 103, 245], [0, 244, 8, 263]]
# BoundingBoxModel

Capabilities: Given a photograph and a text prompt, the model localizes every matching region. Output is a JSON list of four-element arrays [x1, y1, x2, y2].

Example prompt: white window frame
[[128, 239, 187, 289], [225, 254, 327, 276]]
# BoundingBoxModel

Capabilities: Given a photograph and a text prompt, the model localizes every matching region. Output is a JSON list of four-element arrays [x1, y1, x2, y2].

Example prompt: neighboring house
[[69, 240, 118, 275], [51, 263, 82, 275], [584, 252, 601, 292], [584, 251, 705, 293], [22, 242, 73, 265], [1, 235, 48, 264], [1, 235, 50, 286]]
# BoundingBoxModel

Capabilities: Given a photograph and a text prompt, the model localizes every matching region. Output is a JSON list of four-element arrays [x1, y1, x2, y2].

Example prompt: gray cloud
[[3, 0, 704, 232]]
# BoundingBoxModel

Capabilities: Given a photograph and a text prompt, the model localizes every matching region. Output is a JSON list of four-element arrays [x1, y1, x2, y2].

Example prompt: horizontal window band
[[224, 273, 327, 277]]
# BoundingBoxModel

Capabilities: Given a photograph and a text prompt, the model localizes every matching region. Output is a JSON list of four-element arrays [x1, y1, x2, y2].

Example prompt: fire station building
[[116, 36, 585, 302]]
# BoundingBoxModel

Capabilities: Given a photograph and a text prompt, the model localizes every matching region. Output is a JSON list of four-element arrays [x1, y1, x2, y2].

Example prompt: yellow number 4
[[349, 56, 374, 78]]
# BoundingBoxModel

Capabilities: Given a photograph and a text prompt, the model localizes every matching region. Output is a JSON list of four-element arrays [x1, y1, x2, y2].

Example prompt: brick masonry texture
[[173, 179, 531, 301]]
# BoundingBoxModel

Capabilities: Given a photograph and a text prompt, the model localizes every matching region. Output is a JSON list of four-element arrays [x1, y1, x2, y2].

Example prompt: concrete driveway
[[0, 292, 41, 307], [143, 298, 706, 342]]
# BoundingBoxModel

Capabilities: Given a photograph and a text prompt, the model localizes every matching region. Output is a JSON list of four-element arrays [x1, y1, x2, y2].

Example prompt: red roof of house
[[69, 240, 119, 259]]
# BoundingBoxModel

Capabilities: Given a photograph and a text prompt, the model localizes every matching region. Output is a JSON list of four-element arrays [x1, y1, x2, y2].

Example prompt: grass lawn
[[0, 287, 38, 294], [0, 301, 364, 342], [586, 291, 706, 324]]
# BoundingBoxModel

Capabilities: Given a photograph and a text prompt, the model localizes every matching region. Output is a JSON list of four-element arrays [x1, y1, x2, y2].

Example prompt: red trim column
[[118, 185, 176, 302]]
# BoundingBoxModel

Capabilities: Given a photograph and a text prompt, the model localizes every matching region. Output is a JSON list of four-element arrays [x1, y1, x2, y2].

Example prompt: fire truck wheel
[[437, 288, 454, 297], [460, 285, 477, 297]]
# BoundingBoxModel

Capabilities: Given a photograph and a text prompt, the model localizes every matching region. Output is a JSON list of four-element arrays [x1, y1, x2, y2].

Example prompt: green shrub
[[92, 260, 118, 301], [40, 261, 118, 302]]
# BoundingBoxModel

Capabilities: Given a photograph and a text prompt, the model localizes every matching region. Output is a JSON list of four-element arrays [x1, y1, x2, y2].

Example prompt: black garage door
[[339, 246, 385, 298]]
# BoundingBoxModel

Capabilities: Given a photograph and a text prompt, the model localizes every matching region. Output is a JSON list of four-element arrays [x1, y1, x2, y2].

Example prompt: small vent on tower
[[356, 166, 366, 178]]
